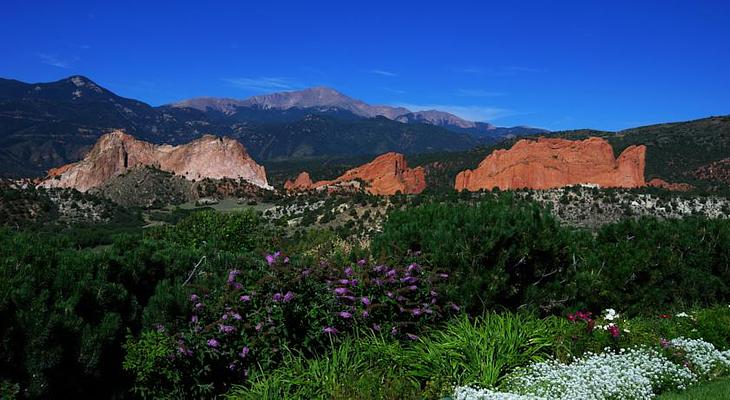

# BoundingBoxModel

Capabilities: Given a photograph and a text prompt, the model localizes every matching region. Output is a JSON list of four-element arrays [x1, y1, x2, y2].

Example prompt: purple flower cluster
[[325, 260, 456, 340], [265, 251, 290, 266], [272, 291, 295, 303], [177, 253, 457, 388]]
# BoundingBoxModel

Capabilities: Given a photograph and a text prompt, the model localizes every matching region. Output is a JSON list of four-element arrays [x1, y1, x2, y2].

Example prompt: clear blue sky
[[2, 0, 729, 131]]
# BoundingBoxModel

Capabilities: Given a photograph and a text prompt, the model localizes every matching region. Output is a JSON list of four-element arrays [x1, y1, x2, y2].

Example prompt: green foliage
[[128, 253, 455, 397], [657, 377, 730, 400], [145, 209, 278, 253], [0, 209, 277, 398], [123, 330, 184, 399], [374, 197, 730, 316], [577, 217, 730, 313], [230, 307, 730, 400], [372, 195, 583, 314], [229, 335, 421, 400], [405, 313, 557, 396]]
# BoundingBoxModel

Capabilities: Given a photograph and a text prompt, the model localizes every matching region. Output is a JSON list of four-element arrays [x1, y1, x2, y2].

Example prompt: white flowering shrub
[[453, 387, 543, 400], [668, 337, 730, 378], [454, 345, 700, 400]]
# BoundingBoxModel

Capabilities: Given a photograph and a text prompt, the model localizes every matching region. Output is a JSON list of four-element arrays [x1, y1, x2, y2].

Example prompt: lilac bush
[[128, 251, 457, 396]]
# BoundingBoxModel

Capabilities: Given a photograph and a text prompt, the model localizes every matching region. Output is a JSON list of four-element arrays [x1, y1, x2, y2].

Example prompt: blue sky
[[1, 0, 729, 131]]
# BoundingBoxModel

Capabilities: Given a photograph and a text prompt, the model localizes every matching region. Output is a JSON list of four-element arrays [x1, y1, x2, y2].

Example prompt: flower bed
[[454, 338, 730, 400]]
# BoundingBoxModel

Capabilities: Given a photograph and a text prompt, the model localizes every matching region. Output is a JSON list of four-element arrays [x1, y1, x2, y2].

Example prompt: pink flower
[[357, 259, 367, 266], [240, 295, 251, 302], [660, 338, 670, 348], [323, 326, 338, 334], [239, 346, 250, 358], [227, 270, 240, 284], [339, 311, 352, 319], [344, 267, 353, 276], [334, 287, 349, 296], [191, 315, 199, 324], [406, 333, 419, 341], [608, 325, 620, 338], [219, 324, 236, 334], [265, 251, 281, 266], [207, 338, 220, 348], [177, 346, 193, 357], [272, 293, 283, 302], [190, 294, 199, 302], [361, 296, 371, 306], [283, 291, 295, 303]]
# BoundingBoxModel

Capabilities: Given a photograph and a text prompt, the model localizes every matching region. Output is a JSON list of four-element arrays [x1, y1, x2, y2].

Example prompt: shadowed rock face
[[284, 152, 426, 195], [40, 131, 270, 192], [455, 137, 646, 191]]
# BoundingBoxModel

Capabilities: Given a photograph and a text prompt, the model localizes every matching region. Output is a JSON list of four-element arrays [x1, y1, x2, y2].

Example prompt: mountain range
[[0, 75, 546, 177]]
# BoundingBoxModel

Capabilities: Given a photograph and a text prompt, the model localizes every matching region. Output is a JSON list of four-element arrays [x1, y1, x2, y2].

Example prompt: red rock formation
[[285, 152, 426, 195], [284, 172, 314, 191], [647, 178, 694, 192], [455, 137, 646, 191], [39, 130, 270, 192]]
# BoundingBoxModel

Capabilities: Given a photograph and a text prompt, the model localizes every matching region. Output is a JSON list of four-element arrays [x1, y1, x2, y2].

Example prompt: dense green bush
[[373, 196, 730, 315], [0, 210, 277, 399], [124, 253, 457, 398], [372, 195, 586, 314], [577, 217, 730, 313]]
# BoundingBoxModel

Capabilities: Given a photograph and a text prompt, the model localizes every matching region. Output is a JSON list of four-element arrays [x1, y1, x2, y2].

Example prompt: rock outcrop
[[455, 137, 646, 191], [647, 178, 694, 192], [40, 130, 271, 192], [285, 152, 426, 195], [284, 172, 314, 192]]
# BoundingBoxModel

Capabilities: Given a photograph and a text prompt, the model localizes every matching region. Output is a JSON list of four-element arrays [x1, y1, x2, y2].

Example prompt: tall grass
[[230, 334, 420, 400], [228, 313, 558, 399], [403, 313, 557, 393]]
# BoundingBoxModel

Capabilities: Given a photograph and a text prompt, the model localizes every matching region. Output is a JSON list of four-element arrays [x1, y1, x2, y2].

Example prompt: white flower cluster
[[669, 337, 730, 377], [594, 308, 629, 333], [604, 308, 619, 321], [453, 340, 725, 400]]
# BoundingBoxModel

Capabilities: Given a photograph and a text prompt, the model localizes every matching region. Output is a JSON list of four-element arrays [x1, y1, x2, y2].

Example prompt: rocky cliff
[[285, 152, 426, 195], [40, 131, 270, 192], [455, 137, 646, 191], [284, 171, 314, 191]]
